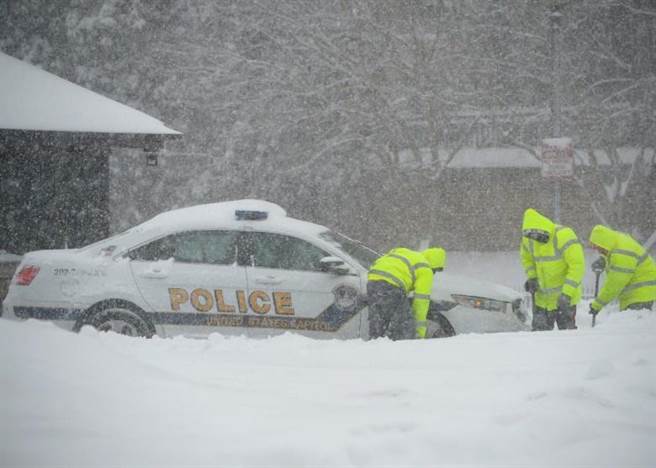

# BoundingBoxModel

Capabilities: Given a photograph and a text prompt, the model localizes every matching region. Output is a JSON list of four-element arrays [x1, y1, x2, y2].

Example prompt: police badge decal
[[332, 284, 359, 311]]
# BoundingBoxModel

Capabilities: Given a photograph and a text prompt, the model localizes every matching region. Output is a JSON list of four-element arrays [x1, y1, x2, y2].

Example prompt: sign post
[[540, 138, 574, 222]]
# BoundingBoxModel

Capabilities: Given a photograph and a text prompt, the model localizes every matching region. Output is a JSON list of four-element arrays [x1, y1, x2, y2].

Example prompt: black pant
[[532, 305, 577, 331], [366, 281, 415, 340]]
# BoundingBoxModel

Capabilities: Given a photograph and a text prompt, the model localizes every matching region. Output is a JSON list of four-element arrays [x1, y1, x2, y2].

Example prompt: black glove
[[524, 278, 539, 293], [557, 294, 571, 312], [591, 257, 606, 273]]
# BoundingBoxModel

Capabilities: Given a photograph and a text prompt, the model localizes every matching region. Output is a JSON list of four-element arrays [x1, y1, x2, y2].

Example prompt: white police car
[[2, 200, 528, 339]]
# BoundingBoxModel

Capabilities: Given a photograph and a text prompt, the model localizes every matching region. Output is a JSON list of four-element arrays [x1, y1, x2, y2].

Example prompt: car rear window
[[130, 230, 238, 265]]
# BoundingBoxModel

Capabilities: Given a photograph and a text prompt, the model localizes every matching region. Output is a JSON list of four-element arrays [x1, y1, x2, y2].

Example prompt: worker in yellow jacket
[[520, 208, 585, 330], [367, 247, 446, 340], [588, 225, 656, 314]]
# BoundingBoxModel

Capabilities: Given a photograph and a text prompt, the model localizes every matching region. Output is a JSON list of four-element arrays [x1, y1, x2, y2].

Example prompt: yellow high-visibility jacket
[[520, 209, 585, 310], [589, 225, 656, 311], [368, 247, 439, 338]]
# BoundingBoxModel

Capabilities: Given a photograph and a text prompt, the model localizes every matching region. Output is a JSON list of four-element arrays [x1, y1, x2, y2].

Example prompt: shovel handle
[[590, 271, 602, 328]]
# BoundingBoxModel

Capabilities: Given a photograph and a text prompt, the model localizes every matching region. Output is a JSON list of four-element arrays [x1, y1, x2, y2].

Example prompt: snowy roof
[[399, 146, 652, 169], [0, 51, 180, 135]]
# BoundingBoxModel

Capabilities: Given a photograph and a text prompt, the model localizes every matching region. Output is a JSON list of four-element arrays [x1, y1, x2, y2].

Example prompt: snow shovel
[[591, 257, 605, 328], [591, 271, 601, 327]]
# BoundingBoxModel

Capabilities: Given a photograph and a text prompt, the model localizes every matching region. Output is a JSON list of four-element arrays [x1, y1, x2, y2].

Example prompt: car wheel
[[80, 302, 154, 337], [426, 311, 456, 338]]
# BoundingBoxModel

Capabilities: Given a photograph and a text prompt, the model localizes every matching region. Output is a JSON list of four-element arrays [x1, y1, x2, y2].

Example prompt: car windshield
[[319, 231, 380, 269]]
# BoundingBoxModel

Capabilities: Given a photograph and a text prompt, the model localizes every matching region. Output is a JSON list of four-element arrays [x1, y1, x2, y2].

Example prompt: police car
[[2, 200, 528, 339]]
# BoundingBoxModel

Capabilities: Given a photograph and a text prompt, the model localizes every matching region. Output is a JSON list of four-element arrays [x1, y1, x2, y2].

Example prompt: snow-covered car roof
[[138, 199, 288, 230], [84, 199, 330, 255]]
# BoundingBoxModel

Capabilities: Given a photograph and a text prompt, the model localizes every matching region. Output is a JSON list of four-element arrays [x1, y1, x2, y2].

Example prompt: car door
[[239, 231, 364, 339], [128, 230, 248, 338]]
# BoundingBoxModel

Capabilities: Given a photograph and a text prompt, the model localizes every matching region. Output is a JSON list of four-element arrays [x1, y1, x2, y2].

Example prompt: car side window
[[130, 236, 176, 261], [202, 231, 238, 265], [130, 231, 237, 265], [174, 232, 206, 263], [241, 232, 329, 272]]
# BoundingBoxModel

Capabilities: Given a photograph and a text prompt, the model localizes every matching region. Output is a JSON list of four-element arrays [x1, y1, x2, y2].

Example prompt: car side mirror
[[319, 256, 351, 275]]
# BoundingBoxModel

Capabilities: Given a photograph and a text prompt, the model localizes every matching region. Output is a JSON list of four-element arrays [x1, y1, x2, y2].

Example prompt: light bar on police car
[[235, 210, 268, 221]]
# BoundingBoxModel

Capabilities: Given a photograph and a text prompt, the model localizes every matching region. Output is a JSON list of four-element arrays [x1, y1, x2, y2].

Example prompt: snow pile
[[1, 306, 655, 467]]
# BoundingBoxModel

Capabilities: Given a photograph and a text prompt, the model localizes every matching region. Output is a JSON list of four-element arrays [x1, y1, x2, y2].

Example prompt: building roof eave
[[0, 129, 182, 151], [0, 51, 181, 137]]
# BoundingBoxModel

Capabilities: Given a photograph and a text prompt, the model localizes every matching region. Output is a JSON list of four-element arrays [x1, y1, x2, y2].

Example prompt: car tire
[[426, 311, 456, 338], [77, 301, 155, 338]]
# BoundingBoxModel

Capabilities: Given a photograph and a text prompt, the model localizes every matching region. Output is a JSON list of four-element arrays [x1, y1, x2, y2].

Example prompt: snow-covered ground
[[1, 299, 655, 467]]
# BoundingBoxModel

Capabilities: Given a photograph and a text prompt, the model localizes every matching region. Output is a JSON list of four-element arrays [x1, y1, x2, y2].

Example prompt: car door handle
[[255, 275, 283, 285], [139, 269, 168, 279]]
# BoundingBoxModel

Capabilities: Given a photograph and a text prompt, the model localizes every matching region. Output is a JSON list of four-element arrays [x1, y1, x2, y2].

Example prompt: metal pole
[[550, 7, 562, 138], [554, 179, 561, 222], [550, 6, 563, 222]]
